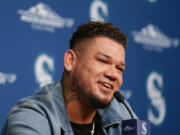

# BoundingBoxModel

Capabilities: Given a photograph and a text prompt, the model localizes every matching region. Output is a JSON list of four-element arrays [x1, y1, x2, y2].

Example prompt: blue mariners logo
[[146, 72, 166, 125], [90, 0, 109, 21], [34, 53, 55, 88]]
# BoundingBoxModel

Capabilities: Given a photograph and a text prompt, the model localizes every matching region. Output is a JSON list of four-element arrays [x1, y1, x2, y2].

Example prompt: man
[[1, 21, 136, 135]]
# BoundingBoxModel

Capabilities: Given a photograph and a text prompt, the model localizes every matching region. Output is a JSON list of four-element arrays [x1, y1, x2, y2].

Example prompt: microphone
[[114, 91, 134, 119], [114, 91, 151, 135]]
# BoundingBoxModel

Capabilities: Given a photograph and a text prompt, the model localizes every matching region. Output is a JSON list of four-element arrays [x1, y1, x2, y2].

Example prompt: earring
[[68, 65, 72, 70]]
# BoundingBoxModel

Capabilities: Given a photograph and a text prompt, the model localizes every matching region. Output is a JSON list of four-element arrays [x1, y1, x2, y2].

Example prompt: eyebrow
[[97, 52, 112, 59], [97, 52, 126, 67]]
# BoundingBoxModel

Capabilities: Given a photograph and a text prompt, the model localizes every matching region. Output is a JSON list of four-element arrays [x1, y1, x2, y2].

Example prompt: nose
[[104, 66, 120, 82]]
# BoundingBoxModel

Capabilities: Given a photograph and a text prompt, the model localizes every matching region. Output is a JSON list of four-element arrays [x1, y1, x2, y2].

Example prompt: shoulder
[[2, 82, 64, 135], [2, 97, 52, 135]]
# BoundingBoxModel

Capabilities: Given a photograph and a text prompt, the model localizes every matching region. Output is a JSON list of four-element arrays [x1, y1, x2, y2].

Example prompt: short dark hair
[[70, 21, 128, 49]]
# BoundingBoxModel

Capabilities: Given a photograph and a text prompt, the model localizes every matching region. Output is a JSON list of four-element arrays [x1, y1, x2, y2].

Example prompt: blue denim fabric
[[1, 82, 137, 135]]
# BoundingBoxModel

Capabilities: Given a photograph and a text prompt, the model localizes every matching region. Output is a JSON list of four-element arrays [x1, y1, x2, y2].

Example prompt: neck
[[61, 73, 96, 124]]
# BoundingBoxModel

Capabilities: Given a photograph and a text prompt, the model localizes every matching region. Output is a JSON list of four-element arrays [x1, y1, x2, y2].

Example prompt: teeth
[[103, 83, 111, 89]]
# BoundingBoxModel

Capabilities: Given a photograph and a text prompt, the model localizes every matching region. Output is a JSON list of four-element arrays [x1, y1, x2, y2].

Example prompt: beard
[[86, 92, 112, 109], [71, 70, 113, 109]]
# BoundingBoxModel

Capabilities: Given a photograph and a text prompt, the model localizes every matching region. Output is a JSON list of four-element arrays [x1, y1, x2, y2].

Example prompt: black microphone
[[114, 91, 151, 135], [114, 91, 134, 119]]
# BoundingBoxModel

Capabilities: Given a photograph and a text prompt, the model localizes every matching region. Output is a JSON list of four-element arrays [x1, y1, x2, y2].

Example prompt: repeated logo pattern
[[0, 72, 17, 85], [146, 72, 166, 125], [132, 24, 179, 52], [90, 0, 108, 21], [17, 2, 74, 32]]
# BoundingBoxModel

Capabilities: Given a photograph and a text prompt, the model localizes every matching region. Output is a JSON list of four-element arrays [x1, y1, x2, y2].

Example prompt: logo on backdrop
[[34, 54, 55, 88], [146, 72, 166, 125], [90, 0, 108, 21], [0, 72, 17, 85], [17, 2, 74, 33], [132, 24, 179, 52], [145, 0, 157, 3], [120, 89, 132, 100]]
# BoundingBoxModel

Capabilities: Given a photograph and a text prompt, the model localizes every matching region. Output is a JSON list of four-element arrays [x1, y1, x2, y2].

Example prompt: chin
[[94, 100, 111, 109], [88, 95, 112, 109]]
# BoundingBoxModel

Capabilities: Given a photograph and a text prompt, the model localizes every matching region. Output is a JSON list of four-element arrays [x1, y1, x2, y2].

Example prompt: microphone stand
[[114, 91, 134, 119]]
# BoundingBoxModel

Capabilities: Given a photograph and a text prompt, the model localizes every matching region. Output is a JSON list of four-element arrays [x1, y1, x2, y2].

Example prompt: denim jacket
[[1, 82, 137, 135]]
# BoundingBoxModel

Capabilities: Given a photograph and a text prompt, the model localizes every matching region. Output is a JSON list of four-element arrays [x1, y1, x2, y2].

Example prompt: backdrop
[[0, 0, 180, 134]]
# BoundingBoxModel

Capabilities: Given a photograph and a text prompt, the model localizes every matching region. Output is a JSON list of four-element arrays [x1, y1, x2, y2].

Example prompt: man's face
[[71, 36, 125, 108]]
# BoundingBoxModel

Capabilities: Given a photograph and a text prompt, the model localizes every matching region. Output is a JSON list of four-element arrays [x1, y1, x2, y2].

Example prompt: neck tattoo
[[90, 121, 95, 135]]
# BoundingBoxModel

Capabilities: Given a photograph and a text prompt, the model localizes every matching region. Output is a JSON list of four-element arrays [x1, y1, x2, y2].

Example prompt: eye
[[98, 58, 108, 63], [117, 66, 125, 72]]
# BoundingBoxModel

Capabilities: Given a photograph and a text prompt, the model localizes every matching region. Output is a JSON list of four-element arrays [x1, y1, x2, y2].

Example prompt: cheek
[[117, 75, 123, 88], [84, 62, 102, 76], [76, 59, 105, 87], [75, 63, 97, 83]]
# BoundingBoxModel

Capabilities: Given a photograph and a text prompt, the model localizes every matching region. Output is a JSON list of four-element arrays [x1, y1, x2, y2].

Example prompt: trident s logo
[[34, 54, 54, 87], [90, 0, 108, 21], [146, 72, 166, 125], [142, 122, 147, 135]]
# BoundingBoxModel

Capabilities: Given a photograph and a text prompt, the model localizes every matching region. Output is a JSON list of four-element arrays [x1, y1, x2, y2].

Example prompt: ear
[[64, 49, 76, 71]]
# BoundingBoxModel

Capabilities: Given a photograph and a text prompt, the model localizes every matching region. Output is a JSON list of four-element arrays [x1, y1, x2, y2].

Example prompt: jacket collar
[[97, 98, 132, 128], [54, 82, 132, 130]]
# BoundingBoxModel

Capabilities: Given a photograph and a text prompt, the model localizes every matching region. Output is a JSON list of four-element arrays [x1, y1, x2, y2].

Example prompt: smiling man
[[2, 21, 136, 135]]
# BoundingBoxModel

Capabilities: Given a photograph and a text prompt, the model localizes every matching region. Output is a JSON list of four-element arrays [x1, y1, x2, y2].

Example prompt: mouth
[[98, 81, 114, 93], [102, 83, 112, 89]]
